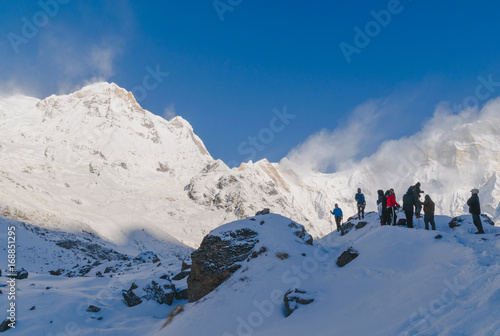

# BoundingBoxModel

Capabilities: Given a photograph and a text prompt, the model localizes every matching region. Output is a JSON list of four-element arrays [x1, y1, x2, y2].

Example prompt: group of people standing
[[330, 183, 485, 234], [399, 182, 435, 230]]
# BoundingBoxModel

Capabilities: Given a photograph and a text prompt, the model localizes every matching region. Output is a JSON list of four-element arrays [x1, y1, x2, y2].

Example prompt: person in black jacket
[[413, 182, 424, 218], [402, 187, 417, 228], [467, 189, 485, 234], [377, 189, 388, 226]]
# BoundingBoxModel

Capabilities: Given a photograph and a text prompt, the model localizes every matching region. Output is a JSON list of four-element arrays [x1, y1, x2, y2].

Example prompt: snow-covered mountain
[[0, 82, 349, 246], [0, 82, 499, 249]]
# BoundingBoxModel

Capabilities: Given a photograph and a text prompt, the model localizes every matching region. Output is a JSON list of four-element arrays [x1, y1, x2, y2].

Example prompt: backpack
[[357, 193, 365, 204], [396, 218, 407, 226]]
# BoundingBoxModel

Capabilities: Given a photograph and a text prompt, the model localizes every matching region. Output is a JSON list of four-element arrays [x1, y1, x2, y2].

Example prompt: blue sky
[[2, 0, 500, 169]]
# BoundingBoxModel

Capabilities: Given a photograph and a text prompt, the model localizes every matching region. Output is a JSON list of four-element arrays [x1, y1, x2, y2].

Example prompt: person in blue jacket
[[355, 188, 366, 219], [331, 204, 343, 232]]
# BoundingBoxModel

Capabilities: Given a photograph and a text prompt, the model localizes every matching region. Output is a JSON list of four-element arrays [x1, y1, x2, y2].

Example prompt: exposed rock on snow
[[0, 319, 13, 332], [187, 228, 259, 302], [55, 239, 128, 262], [49, 269, 64, 276], [86, 305, 101, 313], [283, 288, 315, 317], [256, 208, 270, 216], [481, 214, 495, 226], [187, 213, 313, 302], [8, 268, 29, 280], [172, 271, 190, 281], [122, 283, 143, 307], [122, 277, 177, 307], [336, 247, 359, 267]]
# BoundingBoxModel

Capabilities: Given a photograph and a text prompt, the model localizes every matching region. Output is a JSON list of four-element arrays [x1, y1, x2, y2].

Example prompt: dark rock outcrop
[[481, 214, 495, 226], [8, 268, 28, 280], [0, 319, 13, 332], [336, 247, 359, 267], [188, 215, 313, 303], [288, 222, 313, 245], [172, 271, 190, 281], [122, 283, 143, 307], [283, 288, 314, 317], [49, 269, 64, 276], [56, 239, 126, 261], [181, 262, 191, 271], [133, 251, 159, 263], [340, 222, 355, 236], [122, 277, 176, 307], [143, 280, 175, 305], [86, 305, 101, 312], [255, 208, 270, 216], [341, 220, 368, 236], [355, 221, 368, 229], [175, 288, 189, 300], [187, 228, 259, 302], [449, 217, 463, 229]]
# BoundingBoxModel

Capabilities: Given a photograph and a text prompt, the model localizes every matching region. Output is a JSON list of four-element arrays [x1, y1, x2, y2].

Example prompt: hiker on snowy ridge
[[413, 182, 424, 218], [421, 195, 436, 230], [403, 187, 417, 228], [386, 188, 400, 226], [377, 189, 388, 226], [355, 188, 366, 219], [467, 189, 485, 234], [331, 204, 343, 233]]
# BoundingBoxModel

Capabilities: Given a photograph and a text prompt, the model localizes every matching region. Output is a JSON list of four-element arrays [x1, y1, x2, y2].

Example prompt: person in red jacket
[[386, 188, 400, 226]]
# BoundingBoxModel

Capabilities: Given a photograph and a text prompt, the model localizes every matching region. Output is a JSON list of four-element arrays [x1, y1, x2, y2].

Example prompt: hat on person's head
[[425, 194, 430, 199], [471, 188, 479, 194]]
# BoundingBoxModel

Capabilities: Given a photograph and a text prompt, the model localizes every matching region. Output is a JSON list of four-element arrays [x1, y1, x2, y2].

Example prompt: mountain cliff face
[[0, 83, 498, 248]]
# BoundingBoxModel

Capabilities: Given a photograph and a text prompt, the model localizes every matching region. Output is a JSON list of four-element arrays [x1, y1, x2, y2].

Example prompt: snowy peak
[[36, 82, 144, 120], [0, 82, 218, 245]]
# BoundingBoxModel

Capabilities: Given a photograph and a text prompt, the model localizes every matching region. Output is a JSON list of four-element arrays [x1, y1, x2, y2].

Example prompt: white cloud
[[285, 100, 388, 173], [163, 104, 177, 120]]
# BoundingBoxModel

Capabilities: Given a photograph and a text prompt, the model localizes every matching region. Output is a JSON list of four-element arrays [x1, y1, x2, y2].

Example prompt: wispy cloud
[[39, 31, 124, 94], [163, 104, 177, 120], [0, 1, 134, 98], [286, 101, 382, 173]]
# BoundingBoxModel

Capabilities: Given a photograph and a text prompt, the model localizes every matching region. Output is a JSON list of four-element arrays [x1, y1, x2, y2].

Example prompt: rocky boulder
[[337, 247, 359, 267], [481, 214, 495, 226], [122, 283, 143, 307], [8, 268, 28, 280], [188, 228, 259, 302], [283, 288, 315, 317], [0, 319, 13, 332], [122, 276, 176, 307], [187, 213, 313, 302]]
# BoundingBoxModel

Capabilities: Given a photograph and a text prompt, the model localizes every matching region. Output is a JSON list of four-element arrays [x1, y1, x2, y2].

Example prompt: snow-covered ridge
[[158, 212, 500, 336]]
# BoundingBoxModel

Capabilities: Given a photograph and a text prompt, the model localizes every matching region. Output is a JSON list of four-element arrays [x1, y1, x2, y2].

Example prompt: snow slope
[[0, 216, 192, 335], [158, 212, 500, 336]]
